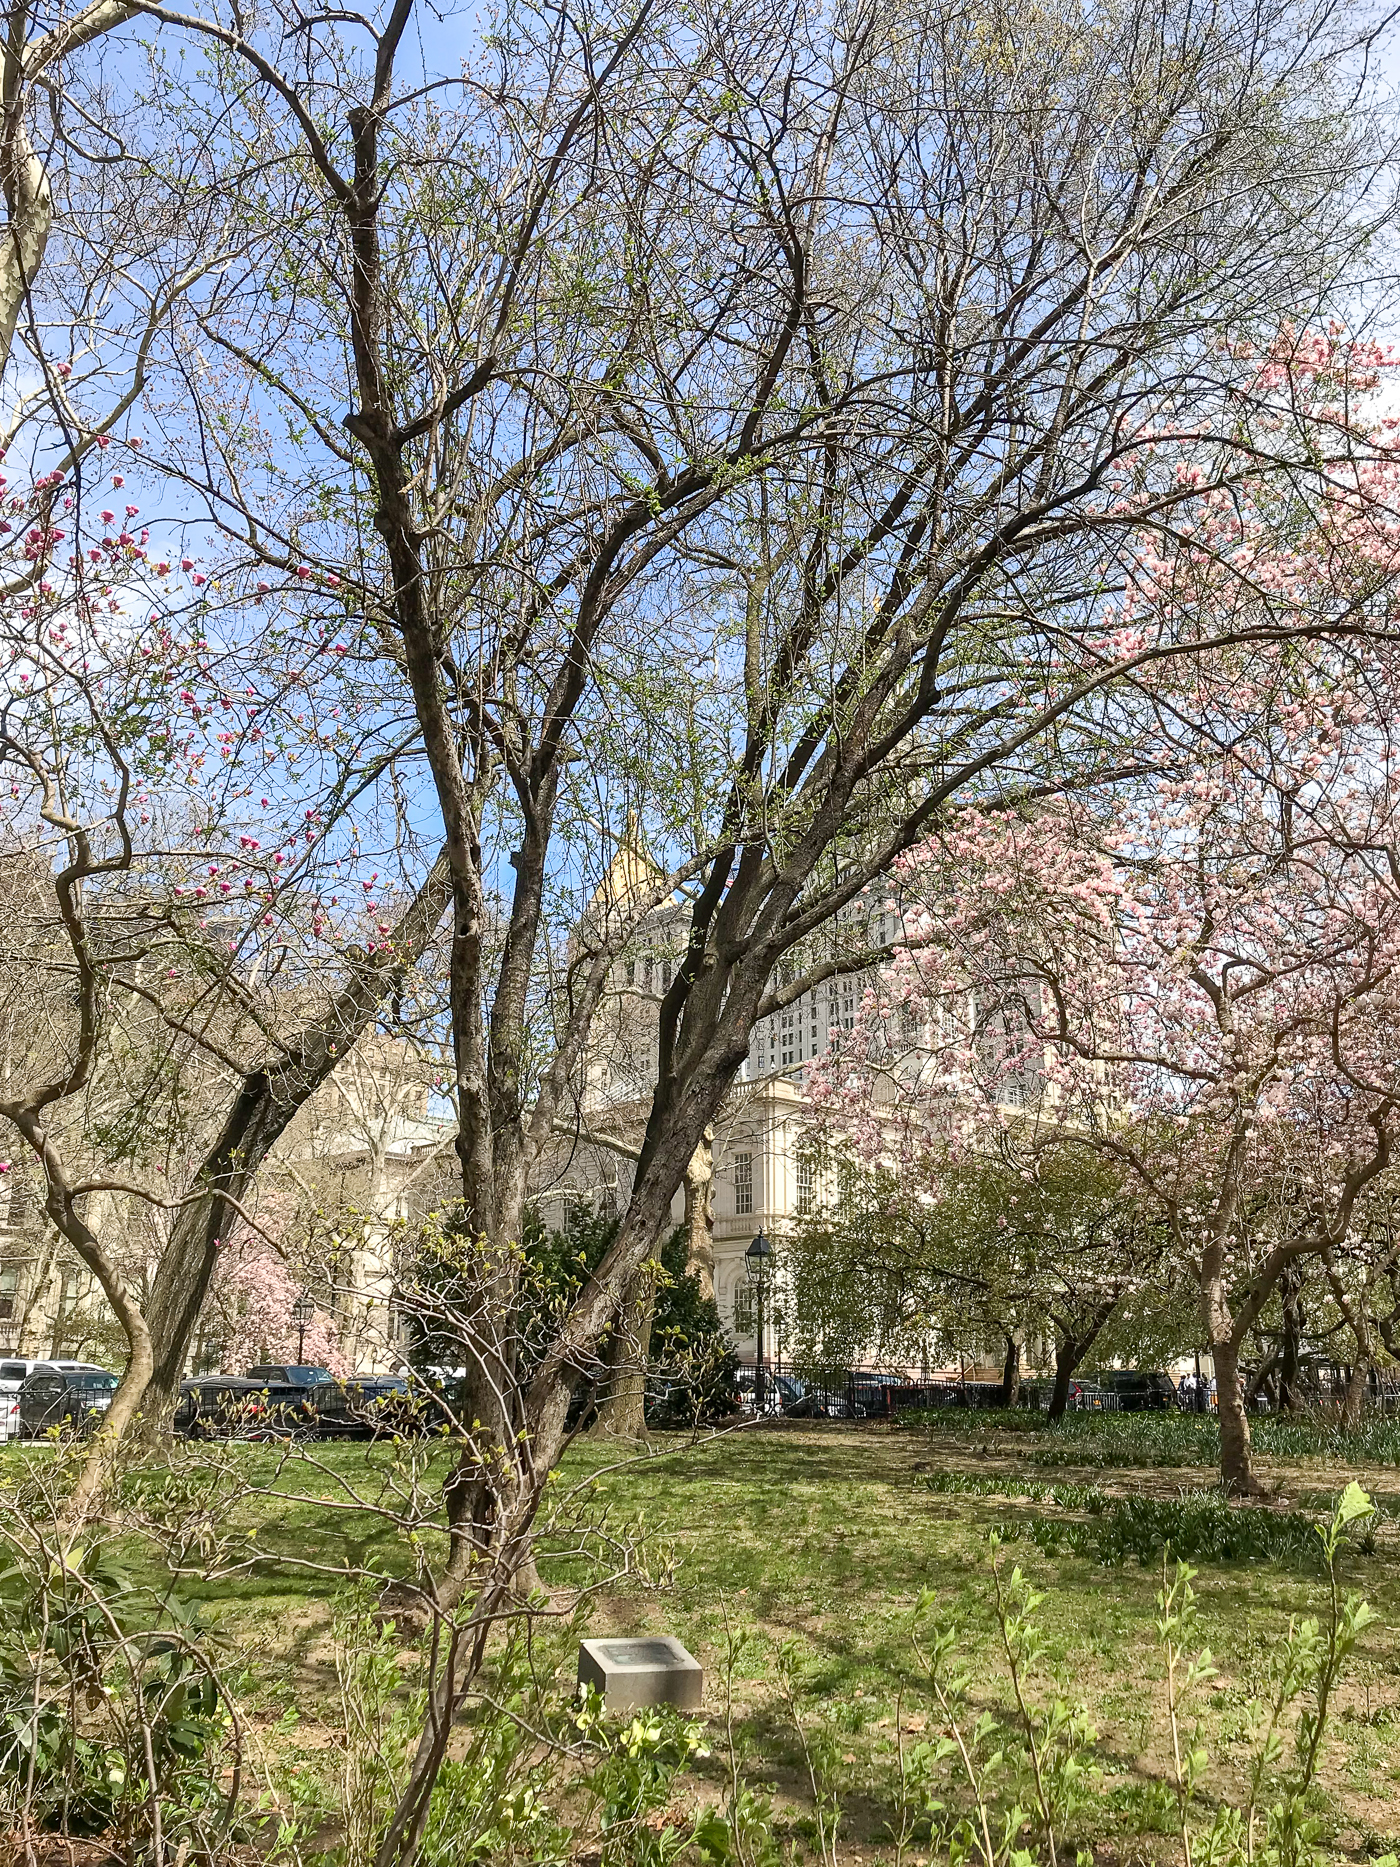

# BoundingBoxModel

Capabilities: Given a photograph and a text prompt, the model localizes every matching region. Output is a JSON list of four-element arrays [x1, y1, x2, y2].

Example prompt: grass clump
[[917, 1468, 1112, 1512], [1032, 1412, 1221, 1468], [906, 1403, 1400, 1471], [1252, 1413, 1400, 1465], [1007, 1491, 1328, 1569], [895, 1405, 1049, 1435]]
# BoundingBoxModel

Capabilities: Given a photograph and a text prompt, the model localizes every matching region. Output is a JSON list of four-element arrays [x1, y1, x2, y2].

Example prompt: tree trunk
[[1279, 1262, 1305, 1412], [999, 1331, 1021, 1409], [1322, 1247, 1377, 1432], [593, 1264, 657, 1440], [40, 1175, 154, 1525], [138, 854, 451, 1434], [140, 1081, 285, 1430], [1343, 1358, 1370, 1429], [1047, 1339, 1077, 1424], [683, 1128, 715, 1299], [1212, 1335, 1261, 1497], [1046, 1297, 1117, 1423], [1244, 1348, 1279, 1410]]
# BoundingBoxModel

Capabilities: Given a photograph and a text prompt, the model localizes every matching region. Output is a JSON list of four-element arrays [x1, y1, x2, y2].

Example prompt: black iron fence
[[744, 1362, 1400, 1420], [771, 1368, 1124, 1418]]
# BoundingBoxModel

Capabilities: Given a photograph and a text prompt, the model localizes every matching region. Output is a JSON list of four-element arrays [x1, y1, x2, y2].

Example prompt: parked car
[[175, 1375, 318, 1439], [0, 1356, 36, 1441], [782, 1387, 855, 1418], [19, 1365, 121, 1436], [307, 1375, 437, 1440], [244, 1364, 334, 1388], [735, 1370, 802, 1415], [0, 1355, 65, 1441], [1093, 1369, 1178, 1412]]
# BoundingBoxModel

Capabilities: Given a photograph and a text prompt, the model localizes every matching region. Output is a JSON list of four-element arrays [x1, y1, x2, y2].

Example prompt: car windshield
[[285, 1366, 332, 1384], [73, 1373, 119, 1391]]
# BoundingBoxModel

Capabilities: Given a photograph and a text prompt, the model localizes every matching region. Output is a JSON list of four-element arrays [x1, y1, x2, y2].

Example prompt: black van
[[175, 1375, 317, 1439], [1093, 1369, 1179, 1412], [306, 1375, 434, 1440]]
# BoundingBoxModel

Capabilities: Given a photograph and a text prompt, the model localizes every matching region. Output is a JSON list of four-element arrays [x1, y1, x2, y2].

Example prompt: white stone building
[[532, 842, 905, 1362]]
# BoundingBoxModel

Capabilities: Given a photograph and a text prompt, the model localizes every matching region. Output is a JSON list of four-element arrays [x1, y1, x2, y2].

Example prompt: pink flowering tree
[[810, 477, 1400, 1492], [814, 750, 1400, 1492], [0, 415, 448, 1513], [207, 1241, 346, 1374]]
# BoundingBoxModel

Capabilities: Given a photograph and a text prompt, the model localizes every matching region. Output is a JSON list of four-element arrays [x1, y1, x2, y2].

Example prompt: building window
[[733, 1151, 753, 1216], [732, 1281, 756, 1335], [796, 1157, 815, 1216], [0, 1268, 15, 1324], [600, 1183, 618, 1220]]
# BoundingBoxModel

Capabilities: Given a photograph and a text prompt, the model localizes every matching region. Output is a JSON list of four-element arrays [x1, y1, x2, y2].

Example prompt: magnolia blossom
[[808, 425, 1400, 1491], [816, 715, 1400, 1205], [211, 1243, 347, 1375]]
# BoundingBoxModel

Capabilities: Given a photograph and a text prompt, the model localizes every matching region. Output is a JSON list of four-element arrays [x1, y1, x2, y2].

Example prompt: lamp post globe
[[744, 1230, 774, 1415]]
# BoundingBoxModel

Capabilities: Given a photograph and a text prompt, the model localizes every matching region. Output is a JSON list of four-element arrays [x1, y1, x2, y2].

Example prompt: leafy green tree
[[787, 1142, 1177, 1418], [406, 1208, 735, 1428]]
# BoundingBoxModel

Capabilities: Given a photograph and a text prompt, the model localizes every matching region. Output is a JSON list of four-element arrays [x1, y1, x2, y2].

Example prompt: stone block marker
[[577, 1636, 703, 1714]]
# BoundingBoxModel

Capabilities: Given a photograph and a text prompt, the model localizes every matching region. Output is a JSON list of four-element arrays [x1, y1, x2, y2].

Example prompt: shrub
[[0, 1534, 238, 1859], [896, 1486, 1390, 1867]]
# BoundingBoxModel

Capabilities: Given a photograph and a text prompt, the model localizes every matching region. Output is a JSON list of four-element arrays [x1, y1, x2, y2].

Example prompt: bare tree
[[128, 0, 1400, 1575], [48, 0, 1400, 1756], [0, 0, 140, 377]]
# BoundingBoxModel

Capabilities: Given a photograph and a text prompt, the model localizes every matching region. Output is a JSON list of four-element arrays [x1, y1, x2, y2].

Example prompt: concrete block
[[577, 1635, 703, 1713]]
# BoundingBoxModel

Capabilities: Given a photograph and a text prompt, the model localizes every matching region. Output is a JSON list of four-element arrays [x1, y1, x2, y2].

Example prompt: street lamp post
[[293, 1291, 314, 1364], [744, 1229, 774, 1415]]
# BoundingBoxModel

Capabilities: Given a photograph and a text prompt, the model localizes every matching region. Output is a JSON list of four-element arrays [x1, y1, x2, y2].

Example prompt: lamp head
[[744, 1228, 774, 1283]]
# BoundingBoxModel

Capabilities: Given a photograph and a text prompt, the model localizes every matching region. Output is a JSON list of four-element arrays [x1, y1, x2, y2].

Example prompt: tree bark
[[1343, 1359, 1370, 1429], [1047, 1341, 1076, 1424], [1244, 1348, 1279, 1410], [593, 1262, 657, 1441], [593, 1125, 713, 1437], [1279, 1262, 1305, 1413], [1322, 1246, 1377, 1431], [139, 853, 451, 1432], [1212, 1335, 1261, 1497], [999, 1331, 1021, 1409], [1201, 1228, 1264, 1495], [683, 1127, 715, 1299]]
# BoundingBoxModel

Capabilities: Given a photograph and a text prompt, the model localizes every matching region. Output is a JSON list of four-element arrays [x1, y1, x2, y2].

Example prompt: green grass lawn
[[8, 1415, 1399, 1863], [550, 1421, 1400, 1861]]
